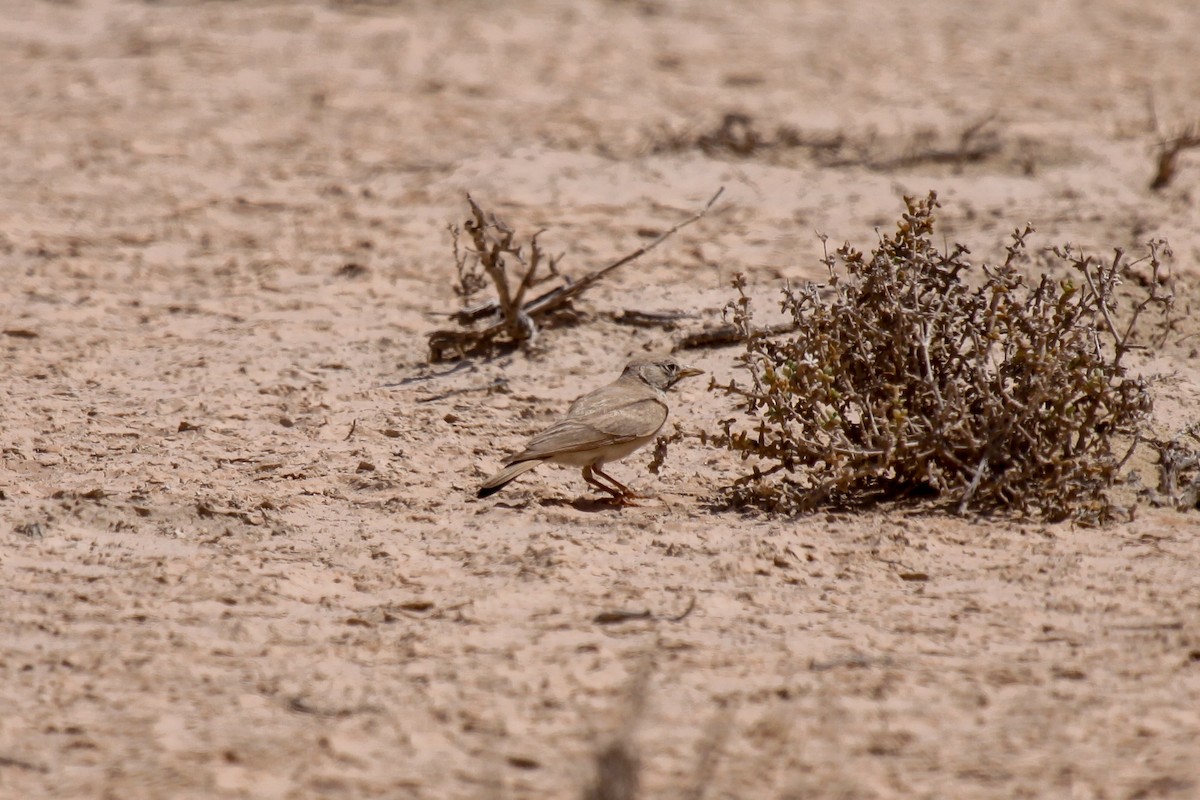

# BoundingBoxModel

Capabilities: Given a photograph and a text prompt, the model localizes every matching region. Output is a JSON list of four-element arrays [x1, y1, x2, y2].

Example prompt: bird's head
[[623, 356, 704, 391]]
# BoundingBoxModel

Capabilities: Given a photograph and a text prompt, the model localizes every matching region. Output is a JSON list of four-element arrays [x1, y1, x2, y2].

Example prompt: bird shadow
[[538, 495, 630, 513]]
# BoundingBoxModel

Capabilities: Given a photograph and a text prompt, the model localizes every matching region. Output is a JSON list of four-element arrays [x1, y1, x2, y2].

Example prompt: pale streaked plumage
[[477, 356, 703, 502]]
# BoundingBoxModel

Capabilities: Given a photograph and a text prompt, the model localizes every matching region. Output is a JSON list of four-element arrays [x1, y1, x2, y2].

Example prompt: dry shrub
[[714, 192, 1172, 521]]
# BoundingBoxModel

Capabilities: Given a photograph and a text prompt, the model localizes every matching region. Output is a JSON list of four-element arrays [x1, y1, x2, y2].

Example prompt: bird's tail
[[477, 461, 540, 498]]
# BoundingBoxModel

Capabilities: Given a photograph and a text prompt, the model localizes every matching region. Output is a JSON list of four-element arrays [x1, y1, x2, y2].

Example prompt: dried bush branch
[[647, 424, 683, 475], [1147, 423, 1200, 510], [607, 309, 696, 330], [1149, 122, 1200, 191], [648, 112, 837, 162], [712, 192, 1173, 522], [867, 114, 1002, 172], [647, 112, 1002, 173], [428, 188, 724, 362], [675, 320, 797, 350]]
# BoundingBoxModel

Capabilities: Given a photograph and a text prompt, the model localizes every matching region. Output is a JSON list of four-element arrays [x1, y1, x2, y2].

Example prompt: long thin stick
[[537, 186, 725, 308]]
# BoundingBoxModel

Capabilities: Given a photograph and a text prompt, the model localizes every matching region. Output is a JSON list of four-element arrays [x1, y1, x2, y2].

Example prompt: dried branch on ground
[[711, 192, 1173, 522], [1147, 423, 1200, 510], [1149, 122, 1200, 190], [864, 114, 1001, 172], [428, 189, 723, 362], [675, 320, 797, 351], [646, 112, 1003, 173]]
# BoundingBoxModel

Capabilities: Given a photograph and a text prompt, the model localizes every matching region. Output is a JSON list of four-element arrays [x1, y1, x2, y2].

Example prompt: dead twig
[[607, 309, 697, 329], [1150, 122, 1200, 191], [647, 111, 1006, 173], [377, 361, 472, 389], [668, 594, 697, 622], [866, 115, 1002, 172], [675, 321, 798, 350], [429, 188, 724, 361], [593, 609, 653, 625], [592, 593, 696, 625], [1147, 422, 1200, 510], [525, 188, 724, 314]]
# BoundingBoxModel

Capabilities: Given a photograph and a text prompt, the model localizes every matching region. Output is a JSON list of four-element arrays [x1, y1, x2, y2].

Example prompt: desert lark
[[477, 355, 703, 503]]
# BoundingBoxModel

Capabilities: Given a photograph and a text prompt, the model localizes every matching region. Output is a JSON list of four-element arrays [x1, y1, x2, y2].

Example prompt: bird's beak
[[677, 364, 705, 379]]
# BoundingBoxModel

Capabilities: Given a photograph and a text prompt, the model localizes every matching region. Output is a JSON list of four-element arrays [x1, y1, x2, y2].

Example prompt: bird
[[477, 355, 704, 503]]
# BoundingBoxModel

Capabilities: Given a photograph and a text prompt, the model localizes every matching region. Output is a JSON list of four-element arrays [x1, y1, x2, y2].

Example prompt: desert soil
[[3, 1, 1200, 798]]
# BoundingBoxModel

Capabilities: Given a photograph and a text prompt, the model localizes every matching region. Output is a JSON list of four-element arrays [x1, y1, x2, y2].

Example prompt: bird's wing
[[565, 380, 640, 417], [510, 397, 668, 461]]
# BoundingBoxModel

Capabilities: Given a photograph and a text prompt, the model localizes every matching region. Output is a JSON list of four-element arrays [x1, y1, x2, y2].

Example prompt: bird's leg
[[591, 465, 645, 500], [582, 465, 624, 499], [582, 466, 636, 504]]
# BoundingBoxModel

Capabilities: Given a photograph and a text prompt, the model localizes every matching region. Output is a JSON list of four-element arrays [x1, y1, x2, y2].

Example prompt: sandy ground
[[3, 1, 1200, 798]]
